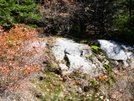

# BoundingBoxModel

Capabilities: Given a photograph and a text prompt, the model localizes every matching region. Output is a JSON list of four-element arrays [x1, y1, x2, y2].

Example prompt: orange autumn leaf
[[0, 24, 49, 93]]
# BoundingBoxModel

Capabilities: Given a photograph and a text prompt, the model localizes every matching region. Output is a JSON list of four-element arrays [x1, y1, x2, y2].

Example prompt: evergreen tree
[[86, 0, 117, 36], [114, 0, 134, 43], [0, 0, 42, 28]]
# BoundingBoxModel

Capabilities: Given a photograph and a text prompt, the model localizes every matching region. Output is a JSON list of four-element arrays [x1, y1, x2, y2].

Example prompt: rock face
[[98, 40, 134, 68], [52, 38, 105, 77], [24, 40, 48, 65]]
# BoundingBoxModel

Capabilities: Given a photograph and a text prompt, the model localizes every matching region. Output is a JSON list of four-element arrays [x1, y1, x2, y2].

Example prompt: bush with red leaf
[[0, 24, 48, 96]]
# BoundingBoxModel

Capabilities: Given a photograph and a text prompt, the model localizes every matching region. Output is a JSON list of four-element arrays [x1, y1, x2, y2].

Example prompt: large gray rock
[[52, 38, 91, 60], [52, 38, 105, 77], [98, 40, 134, 68]]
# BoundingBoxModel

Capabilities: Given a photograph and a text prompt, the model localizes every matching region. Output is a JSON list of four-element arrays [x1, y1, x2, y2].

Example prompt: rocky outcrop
[[98, 40, 134, 68], [36, 37, 134, 77], [52, 38, 106, 77], [26, 37, 134, 101]]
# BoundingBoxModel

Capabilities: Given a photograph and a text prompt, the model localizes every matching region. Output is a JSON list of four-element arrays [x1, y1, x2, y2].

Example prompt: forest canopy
[[0, 0, 134, 44]]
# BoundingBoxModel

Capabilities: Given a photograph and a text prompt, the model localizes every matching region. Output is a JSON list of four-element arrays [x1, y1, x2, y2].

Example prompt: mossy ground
[[29, 64, 133, 101]]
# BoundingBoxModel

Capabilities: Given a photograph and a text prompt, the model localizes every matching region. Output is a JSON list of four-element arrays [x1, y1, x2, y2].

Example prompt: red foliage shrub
[[0, 24, 48, 95]]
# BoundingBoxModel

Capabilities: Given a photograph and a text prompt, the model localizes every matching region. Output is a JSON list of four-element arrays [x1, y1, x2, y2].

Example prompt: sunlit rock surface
[[52, 38, 105, 77], [98, 40, 134, 68]]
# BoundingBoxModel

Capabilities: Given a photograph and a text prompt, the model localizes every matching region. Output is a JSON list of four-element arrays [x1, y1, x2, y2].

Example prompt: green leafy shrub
[[0, 0, 42, 28], [91, 45, 102, 50]]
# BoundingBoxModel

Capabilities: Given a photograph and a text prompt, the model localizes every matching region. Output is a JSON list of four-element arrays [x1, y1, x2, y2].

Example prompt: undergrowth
[[0, 24, 48, 97]]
